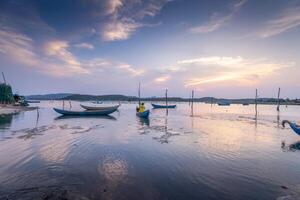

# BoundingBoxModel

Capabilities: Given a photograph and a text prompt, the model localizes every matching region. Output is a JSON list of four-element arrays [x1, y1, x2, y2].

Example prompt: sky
[[0, 0, 300, 98]]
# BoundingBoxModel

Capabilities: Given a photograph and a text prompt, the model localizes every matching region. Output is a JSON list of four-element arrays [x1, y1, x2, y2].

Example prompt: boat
[[151, 103, 176, 109], [151, 89, 176, 109], [282, 120, 300, 136], [53, 107, 117, 116], [242, 103, 250, 106], [136, 82, 150, 118], [136, 110, 150, 118], [25, 100, 40, 103], [80, 103, 120, 111], [218, 101, 230, 106]]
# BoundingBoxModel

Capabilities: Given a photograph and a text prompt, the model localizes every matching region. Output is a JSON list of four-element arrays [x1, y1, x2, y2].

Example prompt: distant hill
[[25, 93, 300, 105], [26, 93, 73, 100]]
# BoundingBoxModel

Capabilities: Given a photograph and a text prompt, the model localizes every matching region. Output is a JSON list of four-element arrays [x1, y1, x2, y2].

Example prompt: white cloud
[[102, 18, 141, 41], [154, 75, 170, 83], [178, 56, 244, 67], [74, 42, 94, 49], [257, 6, 300, 38], [101, 0, 171, 41], [190, 0, 247, 33], [0, 28, 144, 77]]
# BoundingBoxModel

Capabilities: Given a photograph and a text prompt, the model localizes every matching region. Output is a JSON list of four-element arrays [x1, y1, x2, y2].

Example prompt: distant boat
[[53, 107, 117, 116], [218, 101, 230, 106], [25, 100, 40, 103], [282, 120, 300, 136], [80, 103, 120, 111], [151, 103, 176, 109], [242, 103, 250, 106], [151, 89, 176, 109], [136, 110, 150, 118]]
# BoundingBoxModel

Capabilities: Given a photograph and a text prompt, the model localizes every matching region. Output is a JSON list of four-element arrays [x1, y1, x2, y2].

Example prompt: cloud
[[154, 75, 170, 83], [177, 56, 244, 67], [101, 0, 171, 41], [178, 56, 293, 87], [74, 42, 94, 49], [257, 6, 300, 38], [190, 0, 247, 33], [102, 18, 141, 41], [0, 28, 144, 77]]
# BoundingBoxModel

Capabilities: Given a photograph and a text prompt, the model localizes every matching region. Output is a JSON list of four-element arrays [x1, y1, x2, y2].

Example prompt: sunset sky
[[0, 0, 299, 98]]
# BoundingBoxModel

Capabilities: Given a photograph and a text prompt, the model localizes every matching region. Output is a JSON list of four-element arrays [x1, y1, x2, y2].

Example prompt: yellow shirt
[[139, 104, 145, 112]]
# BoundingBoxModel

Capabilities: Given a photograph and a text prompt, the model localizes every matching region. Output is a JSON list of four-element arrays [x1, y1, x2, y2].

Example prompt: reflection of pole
[[277, 87, 281, 111]]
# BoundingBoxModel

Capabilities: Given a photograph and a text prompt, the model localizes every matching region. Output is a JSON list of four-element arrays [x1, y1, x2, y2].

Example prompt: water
[[1, 101, 300, 200]]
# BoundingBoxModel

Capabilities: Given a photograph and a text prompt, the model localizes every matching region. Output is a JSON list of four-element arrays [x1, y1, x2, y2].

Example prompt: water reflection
[[281, 141, 300, 152], [0, 114, 13, 129]]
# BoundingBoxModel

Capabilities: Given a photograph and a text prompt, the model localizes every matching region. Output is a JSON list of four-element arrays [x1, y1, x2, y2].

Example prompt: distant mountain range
[[25, 93, 300, 105]]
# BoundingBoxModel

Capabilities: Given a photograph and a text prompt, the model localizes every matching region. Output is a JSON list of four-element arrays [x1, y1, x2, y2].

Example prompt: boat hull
[[290, 123, 300, 135], [80, 104, 120, 111], [53, 107, 117, 116], [151, 103, 176, 109], [136, 110, 150, 118]]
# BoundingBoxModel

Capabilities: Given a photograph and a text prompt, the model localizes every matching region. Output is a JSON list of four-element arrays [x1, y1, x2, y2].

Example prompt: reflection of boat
[[138, 116, 150, 126], [282, 120, 300, 136], [151, 103, 176, 109], [136, 110, 150, 118], [282, 141, 300, 152], [53, 107, 117, 116], [55, 115, 117, 121], [80, 104, 120, 111]]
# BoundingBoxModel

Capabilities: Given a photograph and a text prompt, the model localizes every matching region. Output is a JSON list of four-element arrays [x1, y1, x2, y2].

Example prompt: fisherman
[[139, 102, 145, 112]]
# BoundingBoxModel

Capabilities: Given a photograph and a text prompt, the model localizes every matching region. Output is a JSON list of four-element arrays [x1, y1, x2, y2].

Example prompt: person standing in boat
[[137, 103, 145, 112]]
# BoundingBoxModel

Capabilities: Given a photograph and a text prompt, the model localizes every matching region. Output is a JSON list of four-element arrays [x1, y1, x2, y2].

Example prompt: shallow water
[[1, 101, 300, 200]]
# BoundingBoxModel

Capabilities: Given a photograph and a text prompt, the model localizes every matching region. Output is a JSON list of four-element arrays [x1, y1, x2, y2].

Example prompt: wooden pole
[[191, 90, 194, 116], [138, 82, 141, 105], [277, 87, 281, 111], [255, 89, 258, 118], [2, 72, 6, 84], [165, 89, 168, 107]]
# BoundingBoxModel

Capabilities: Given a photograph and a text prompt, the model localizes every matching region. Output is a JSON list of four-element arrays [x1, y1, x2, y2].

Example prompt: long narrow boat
[[136, 110, 150, 118], [282, 120, 300, 135], [53, 107, 117, 116], [151, 103, 176, 109], [80, 104, 120, 111]]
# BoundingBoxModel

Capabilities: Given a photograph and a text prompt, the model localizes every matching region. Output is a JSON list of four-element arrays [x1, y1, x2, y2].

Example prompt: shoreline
[[0, 105, 37, 115]]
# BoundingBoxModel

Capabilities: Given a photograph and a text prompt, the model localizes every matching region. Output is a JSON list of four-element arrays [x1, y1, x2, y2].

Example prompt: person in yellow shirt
[[139, 102, 145, 112]]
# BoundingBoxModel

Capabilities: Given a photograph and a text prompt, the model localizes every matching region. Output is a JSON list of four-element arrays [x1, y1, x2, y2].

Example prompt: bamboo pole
[[191, 90, 194, 116], [165, 89, 168, 107], [255, 89, 258, 119], [2, 72, 6, 84], [277, 87, 281, 111]]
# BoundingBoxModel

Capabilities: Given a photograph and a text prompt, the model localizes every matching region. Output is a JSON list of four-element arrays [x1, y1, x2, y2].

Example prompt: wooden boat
[[218, 101, 230, 106], [80, 103, 120, 111], [136, 110, 150, 118], [53, 107, 117, 116], [151, 103, 176, 109], [282, 120, 300, 135], [25, 100, 40, 103]]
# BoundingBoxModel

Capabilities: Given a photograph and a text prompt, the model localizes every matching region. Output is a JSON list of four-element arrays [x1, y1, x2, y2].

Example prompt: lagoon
[[1, 101, 300, 200]]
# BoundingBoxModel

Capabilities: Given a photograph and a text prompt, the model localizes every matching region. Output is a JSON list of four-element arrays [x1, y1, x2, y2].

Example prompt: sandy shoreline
[[0, 105, 37, 115]]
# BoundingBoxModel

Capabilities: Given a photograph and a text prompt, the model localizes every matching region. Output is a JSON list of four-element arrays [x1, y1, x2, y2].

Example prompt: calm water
[[1, 101, 300, 200]]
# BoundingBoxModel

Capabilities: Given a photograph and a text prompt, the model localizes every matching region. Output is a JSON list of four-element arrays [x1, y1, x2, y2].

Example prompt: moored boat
[[80, 103, 120, 111], [282, 120, 300, 135], [53, 107, 117, 116], [151, 103, 176, 109], [136, 110, 150, 118]]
